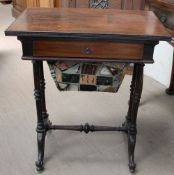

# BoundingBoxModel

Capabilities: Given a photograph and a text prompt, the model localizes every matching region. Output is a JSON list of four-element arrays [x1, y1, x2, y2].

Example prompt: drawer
[[33, 40, 144, 60]]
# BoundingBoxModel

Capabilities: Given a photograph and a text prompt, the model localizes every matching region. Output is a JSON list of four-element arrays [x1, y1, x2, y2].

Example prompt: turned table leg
[[33, 61, 49, 171], [166, 50, 174, 95], [39, 61, 52, 130], [124, 63, 144, 173]]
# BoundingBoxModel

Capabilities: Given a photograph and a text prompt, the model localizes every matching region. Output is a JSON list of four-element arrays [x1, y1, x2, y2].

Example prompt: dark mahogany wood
[[33, 61, 46, 171], [123, 63, 144, 172], [5, 8, 170, 41], [5, 8, 171, 173], [33, 40, 144, 60], [38, 61, 51, 129], [49, 123, 128, 133]]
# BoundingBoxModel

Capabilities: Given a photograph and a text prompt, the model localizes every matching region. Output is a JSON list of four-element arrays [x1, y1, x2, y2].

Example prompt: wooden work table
[[5, 8, 171, 173]]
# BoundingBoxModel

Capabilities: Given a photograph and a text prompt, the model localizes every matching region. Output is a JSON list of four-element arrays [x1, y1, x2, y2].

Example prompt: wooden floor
[[0, 4, 174, 175]]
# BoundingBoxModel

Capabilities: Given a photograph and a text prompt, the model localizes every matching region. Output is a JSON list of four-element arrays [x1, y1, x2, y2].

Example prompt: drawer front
[[33, 40, 143, 60]]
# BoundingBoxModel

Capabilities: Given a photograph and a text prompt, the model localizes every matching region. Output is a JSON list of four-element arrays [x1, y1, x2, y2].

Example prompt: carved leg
[[39, 61, 52, 130], [33, 61, 46, 171], [128, 125, 137, 173], [126, 64, 144, 173], [122, 63, 137, 131], [166, 50, 174, 95], [35, 124, 46, 171]]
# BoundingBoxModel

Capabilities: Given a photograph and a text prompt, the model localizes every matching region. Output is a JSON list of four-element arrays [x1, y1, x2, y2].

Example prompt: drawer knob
[[81, 48, 92, 55]]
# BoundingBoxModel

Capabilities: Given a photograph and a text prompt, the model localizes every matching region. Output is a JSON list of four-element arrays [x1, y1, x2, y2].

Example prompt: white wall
[[145, 41, 174, 87]]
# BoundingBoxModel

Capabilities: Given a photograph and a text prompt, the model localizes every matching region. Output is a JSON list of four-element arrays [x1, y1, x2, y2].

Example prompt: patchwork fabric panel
[[48, 62, 128, 93]]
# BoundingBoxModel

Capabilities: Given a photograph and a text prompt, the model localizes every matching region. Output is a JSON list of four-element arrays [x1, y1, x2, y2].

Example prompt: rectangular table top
[[5, 8, 171, 42]]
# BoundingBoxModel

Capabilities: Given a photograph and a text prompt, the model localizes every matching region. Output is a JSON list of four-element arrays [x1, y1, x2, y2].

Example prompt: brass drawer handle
[[81, 48, 92, 55]]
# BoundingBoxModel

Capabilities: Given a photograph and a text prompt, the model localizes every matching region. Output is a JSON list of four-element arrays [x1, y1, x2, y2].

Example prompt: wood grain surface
[[33, 40, 143, 59], [5, 8, 170, 41]]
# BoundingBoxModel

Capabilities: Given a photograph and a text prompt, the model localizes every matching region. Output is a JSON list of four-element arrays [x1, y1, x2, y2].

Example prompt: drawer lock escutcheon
[[81, 48, 92, 55]]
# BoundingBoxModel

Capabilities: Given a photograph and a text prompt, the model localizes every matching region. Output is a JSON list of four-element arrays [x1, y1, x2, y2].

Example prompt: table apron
[[19, 38, 157, 63]]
